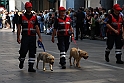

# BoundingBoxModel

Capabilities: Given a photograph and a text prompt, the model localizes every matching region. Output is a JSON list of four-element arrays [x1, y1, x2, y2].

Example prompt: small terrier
[[36, 52, 55, 71], [69, 48, 88, 68]]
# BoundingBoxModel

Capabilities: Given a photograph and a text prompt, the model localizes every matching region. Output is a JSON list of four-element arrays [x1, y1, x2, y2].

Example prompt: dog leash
[[37, 40, 46, 52], [71, 36, 79, 49]]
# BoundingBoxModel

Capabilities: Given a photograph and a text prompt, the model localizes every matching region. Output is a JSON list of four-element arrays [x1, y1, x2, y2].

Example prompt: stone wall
[[15, 0, 29, 11], [74, 0, 85, 10]]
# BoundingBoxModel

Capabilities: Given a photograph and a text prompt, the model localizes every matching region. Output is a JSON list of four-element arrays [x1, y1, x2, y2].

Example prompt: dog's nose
[[84, 56, 89, 59], [50, 62, 54, 65]]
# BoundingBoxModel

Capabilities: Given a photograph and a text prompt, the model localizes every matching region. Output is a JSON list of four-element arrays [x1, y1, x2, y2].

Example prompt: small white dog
[[36, 52, 55, 71]]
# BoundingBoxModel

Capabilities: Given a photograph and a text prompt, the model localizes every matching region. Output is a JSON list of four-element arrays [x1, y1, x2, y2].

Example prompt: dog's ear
[[77, 48, 80, 53], [47, 56, 50, 59], [37, 53, 40, 57], [83, 52, 87, 55], [78, 51, 80, 55]]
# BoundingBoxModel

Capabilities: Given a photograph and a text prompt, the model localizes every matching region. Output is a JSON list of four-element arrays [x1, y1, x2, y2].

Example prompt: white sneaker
[[104, 37, 107, 40]]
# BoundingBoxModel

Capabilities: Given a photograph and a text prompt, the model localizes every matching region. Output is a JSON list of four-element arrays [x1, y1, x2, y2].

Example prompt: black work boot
[[59, 57, 66, 69], [28, 63, 36, 72], [18, 58, 25, 69], [105, 51, 110, 62], [116, 55, 124, 64]]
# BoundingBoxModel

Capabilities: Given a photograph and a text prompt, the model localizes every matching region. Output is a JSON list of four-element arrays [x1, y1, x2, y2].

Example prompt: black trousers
[[57, 36, 70, 64], [105, 33, 123, 62], [106, 33, 123, 50], [13, 22, 17, 31], [19, 35, 36, 63], [76, 22, 84, 39], [57, 36, 70, 52]]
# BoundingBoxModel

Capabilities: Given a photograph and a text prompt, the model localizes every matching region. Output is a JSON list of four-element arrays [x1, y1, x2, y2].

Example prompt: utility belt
[[107, 29, 122, 35], [21, 28, 36, 36], [57, 29, 73, 36], [22, 28, 36, 31]]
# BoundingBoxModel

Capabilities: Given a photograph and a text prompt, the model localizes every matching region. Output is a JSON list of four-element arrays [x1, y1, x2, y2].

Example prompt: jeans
[[40, 22, 44, 32], [101, 24, 106, 37]]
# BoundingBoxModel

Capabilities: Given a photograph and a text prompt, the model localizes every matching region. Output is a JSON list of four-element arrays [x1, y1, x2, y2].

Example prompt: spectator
[[12, 11, 19, 32], [75, 7, 85, 40]]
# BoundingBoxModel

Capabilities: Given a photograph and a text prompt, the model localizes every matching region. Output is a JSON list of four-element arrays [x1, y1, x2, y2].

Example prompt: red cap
[[113, 4, 122, 11], [59, 7, 66, 11], [25, 2, 32, 8]]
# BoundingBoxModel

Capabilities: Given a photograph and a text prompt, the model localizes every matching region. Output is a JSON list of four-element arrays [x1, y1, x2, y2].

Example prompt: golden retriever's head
[[78, 50, 88, 59], [47, 55, 55, 65]]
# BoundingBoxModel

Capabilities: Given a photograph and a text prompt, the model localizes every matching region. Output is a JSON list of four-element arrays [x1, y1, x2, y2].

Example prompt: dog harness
[[21, 14, 37, 36]]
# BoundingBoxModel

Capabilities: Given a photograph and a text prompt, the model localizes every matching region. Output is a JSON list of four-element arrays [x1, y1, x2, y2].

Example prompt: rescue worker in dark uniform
[[105, 4, 124, 64], [51, 7, 74, 69], [17, 2, 42, 72]]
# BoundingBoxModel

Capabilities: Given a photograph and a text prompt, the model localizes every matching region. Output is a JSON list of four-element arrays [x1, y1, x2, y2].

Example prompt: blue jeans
[[40, 22, 44, 32], [101, 24, 106, 37]]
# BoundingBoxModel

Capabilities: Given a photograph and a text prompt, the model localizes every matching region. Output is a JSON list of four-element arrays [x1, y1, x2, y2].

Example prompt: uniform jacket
[[21, 14, 37, 36]]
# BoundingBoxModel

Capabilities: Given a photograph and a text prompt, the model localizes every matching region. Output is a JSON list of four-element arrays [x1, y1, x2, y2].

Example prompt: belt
[[58, 29, 69, 31], [22, 28, 36, 31]]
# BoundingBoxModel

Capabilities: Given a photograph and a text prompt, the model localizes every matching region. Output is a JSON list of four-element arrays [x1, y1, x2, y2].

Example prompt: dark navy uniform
[[18, 13, 39, 70], [54, 16, 72, 68], [105, 12, 124, 64]]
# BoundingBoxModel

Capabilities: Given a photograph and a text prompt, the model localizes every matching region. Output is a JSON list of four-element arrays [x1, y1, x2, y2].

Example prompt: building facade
[[8, 0, 29, 12], [101, 0, 124, 11], [6, 0, 124, 12], [29, 0, 59, 12], [65, 0, 101, 10]]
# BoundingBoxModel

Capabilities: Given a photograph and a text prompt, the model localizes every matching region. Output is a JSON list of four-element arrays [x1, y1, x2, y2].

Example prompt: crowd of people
[[0, 5, 124, 40]]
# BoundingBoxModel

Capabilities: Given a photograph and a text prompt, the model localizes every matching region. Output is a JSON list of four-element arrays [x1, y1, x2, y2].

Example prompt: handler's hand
[[17, 38, 21, 44], [122, 35, 124, 39], [114, 30, 119, 35], [51, 37, 54, 43], [38, 38, 42, 42]]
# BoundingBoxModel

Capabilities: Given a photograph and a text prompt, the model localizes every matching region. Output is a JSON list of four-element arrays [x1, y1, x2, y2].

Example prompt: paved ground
[[0, 28, 124, 83]]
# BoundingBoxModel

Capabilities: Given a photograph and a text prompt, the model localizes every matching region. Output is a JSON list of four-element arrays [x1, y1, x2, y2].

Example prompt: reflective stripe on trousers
[[28, 58, 35, 63]]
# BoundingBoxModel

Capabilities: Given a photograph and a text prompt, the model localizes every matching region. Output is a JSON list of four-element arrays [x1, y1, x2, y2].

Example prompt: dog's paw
[[77, 65, 81, 68], [36, 66, 38, 69], [78, 66, 81, 68], [43, 68, 46, 71], [76, 64, 81, 68]]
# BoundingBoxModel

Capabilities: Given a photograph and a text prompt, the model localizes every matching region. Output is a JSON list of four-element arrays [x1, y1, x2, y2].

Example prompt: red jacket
[[108, 14, 123, 34], [57, 16, 71, 36]]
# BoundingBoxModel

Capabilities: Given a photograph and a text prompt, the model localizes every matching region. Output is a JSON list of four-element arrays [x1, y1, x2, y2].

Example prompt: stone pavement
[[0, 28, 124, 83]]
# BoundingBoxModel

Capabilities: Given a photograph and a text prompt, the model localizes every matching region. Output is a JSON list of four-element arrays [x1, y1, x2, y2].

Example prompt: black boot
[[59, 57, 66, 69], [18, 58, 25, 69], [105, 51, 110, 62], [116, 54, 124, 64], [28, 63, 36, 72]]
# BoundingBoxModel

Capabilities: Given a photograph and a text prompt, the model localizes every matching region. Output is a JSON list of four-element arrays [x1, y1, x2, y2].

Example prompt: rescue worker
[[105, 4, 124, 64], [17, 2, 42, 72], [51, 7, 74, 69]]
